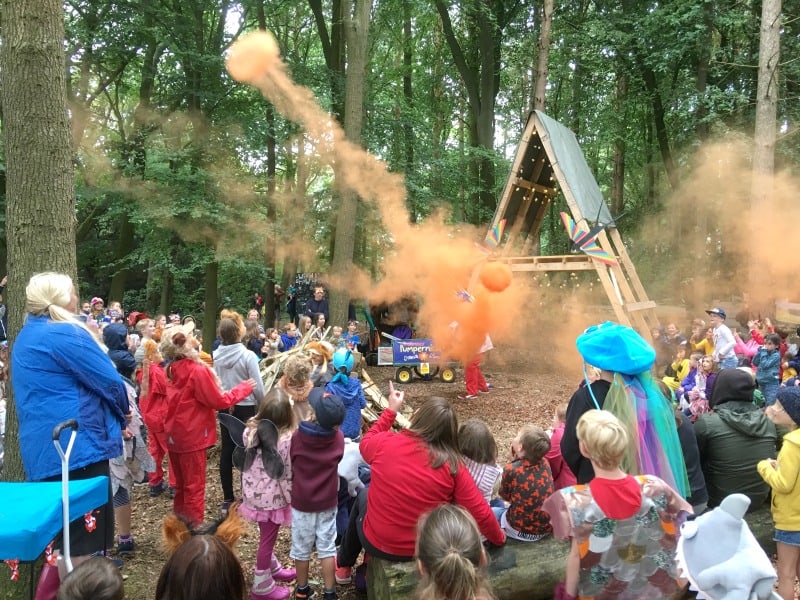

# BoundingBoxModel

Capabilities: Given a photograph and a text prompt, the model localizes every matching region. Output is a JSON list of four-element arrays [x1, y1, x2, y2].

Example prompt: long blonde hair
[[25, 272, 99, 343]]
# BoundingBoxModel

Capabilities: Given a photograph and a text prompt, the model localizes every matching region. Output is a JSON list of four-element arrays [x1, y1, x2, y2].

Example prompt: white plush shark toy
[[676, 494, 780, 600]]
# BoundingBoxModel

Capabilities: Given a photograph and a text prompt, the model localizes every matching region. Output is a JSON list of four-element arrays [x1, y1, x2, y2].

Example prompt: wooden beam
[[513, 176, 555, 196], [626, 300, 658, 312], [500, 255, 598, 272]]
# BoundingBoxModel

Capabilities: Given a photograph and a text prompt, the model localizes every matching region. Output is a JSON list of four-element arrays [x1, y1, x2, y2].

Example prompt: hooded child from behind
[[325, 349, 366, 440], [103, 322, 136, 379], [694, 368, 778, 509]]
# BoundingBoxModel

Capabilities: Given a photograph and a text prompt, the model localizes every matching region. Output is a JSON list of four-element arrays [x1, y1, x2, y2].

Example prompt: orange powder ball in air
[[226, 31, 280, 84], [479, 262, 512, 293]]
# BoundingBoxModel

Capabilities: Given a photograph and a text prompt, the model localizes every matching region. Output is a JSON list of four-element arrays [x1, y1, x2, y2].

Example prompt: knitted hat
[[776, 387, 800, 425], [90, 297, 104, 306], [308, 388, 345, 431], [576, 322, 655, 375]]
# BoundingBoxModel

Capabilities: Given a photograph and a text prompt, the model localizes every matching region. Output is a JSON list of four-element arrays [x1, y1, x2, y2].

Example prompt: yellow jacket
[[758, 428, 800, 531], [692, 338, 715, 357]]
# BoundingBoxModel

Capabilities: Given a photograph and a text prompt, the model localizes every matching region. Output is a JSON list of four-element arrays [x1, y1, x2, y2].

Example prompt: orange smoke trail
[[226, 32, 526, 363]]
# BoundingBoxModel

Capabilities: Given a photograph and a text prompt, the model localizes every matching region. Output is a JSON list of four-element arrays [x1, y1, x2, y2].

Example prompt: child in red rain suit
[[161, 324, 256, 525], [458, 334, 494, 400], [136, 339, 175, 497]]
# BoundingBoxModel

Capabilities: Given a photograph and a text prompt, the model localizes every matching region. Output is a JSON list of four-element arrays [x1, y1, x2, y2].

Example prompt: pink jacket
[[734, 336, 759, 360], [545, 424, 577, 490]]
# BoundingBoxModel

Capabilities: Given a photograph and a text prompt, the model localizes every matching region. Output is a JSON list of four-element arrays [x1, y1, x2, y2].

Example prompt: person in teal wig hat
[[560, 321, 690, 498]]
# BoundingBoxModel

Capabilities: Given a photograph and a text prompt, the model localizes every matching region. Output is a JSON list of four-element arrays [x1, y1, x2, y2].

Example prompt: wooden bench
[[366, 506, 777, 600]]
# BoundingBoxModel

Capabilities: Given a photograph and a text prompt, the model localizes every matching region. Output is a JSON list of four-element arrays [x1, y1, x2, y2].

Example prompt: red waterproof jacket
[[164, 358, 252, 453], [137, 362, 168, 433]]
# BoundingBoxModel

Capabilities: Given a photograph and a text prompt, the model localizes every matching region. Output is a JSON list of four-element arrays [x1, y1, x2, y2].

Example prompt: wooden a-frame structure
[[488, 111, 659, 333]]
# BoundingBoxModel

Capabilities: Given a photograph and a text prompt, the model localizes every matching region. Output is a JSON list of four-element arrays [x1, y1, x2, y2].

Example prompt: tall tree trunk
[[329, 0, 371, 328], [108, 214, 136, 303], [749, 0, 781, 290], [309, 0, 347, 122], [695, 0, 713, 140], [532, 0, 553, 112], [403, 0, 416, 223], [258, 3, 278, 326], [1, 7, 76, 565], [611, 71, 627, 216], [203, 261, 218, 352], [640, 65, 679, 191]]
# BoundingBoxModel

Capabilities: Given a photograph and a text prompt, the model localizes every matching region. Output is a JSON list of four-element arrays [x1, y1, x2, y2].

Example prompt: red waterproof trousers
[[169, 449, 207, 525], [464, 355, 489, 395], [148, 429, 176, 488]]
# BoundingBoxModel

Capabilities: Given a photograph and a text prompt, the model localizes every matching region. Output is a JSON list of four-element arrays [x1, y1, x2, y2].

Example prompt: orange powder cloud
[[226, 32, 527, 363]]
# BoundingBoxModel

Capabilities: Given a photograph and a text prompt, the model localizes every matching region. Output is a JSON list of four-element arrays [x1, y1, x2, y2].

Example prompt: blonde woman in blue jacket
[[12, 272, 129, 561]]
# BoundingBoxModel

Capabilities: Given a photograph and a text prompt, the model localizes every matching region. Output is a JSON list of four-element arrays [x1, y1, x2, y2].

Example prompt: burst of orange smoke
[[226, 31, 528, 363], [479, 262, 512, 293], [226, 31, 281, 84]]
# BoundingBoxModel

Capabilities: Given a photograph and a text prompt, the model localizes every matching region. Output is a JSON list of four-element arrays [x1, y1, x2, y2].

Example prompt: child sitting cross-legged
[[458, 418, 502, 506], [493, 424, 554, 542], [542, 409, 692, 600]]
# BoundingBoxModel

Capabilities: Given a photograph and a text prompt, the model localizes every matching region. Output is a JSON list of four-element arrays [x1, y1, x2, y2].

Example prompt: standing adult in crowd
[[12, 272, 129, 569], [561, 322, 688, 497], [213, 316, 265, 515], [304, 285, 329, 323]]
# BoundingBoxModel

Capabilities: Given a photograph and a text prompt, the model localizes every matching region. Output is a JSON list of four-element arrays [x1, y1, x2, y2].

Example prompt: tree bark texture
[[532, 0, 553, 112], [1, 0, 77, 493], [749, 0, 781, 291], [329, 0, 371, 328]]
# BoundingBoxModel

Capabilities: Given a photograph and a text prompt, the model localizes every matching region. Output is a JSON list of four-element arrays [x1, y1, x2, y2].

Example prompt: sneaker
[[168, 486, 176, 499], [149, 481, 168, 497], [322, 591, 337, 600], [334, 557, 352, 585], [479, 388, 491, 395], [457, 393, 477, 400], [117, 538, 136, 557], [293, 585, 314, 600]]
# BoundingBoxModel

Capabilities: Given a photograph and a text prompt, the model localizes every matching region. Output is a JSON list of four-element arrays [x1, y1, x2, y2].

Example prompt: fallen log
[[366, 504, 777, 600]]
